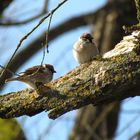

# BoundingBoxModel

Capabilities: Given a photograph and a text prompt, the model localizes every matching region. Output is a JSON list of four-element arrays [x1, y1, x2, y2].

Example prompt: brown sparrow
[[5, 64, 56, 89], [73, 33, 99, 64]]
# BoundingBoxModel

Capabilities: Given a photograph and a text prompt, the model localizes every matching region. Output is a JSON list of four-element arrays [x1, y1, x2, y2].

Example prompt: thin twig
[[43, 0, 49, 13], [0, 0, 49, 26], [41, 13, 53, 66], [41, 43, 46, 66], [0, 0, 68, 78], [34, 10, 53, 76], [45, 13, 53, 53], [0, 12, 46, 26]]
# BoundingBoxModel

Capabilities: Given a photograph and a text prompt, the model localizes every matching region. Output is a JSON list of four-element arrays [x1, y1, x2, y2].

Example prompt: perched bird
[[5, 64, 56, 89], [73, 33, 99, 64]]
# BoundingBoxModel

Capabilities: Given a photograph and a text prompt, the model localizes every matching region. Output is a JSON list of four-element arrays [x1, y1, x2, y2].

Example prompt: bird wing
[[19, 65, 43, 76]]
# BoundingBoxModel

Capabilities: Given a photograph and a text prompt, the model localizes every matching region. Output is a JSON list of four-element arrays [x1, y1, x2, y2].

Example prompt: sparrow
[[5, 64, 56, 89], [73, 33, 99, 64]]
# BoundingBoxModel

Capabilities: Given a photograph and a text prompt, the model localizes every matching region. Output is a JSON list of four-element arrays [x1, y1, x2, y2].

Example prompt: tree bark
[[1, 31, 140, 120]]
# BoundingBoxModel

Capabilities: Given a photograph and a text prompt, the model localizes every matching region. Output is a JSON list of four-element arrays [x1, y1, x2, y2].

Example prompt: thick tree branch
[[1, 31, 140, 119]]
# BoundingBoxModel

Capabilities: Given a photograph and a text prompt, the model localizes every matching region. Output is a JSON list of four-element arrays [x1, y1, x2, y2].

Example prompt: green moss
[[94, 86, 101, 92], [127, 73, 132, 79], [135, 0, 140, 23], [114, 75, 121, 82], [0, 119, 25, 140]]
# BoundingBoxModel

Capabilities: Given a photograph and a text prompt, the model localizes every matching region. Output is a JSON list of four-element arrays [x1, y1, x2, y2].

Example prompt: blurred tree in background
[[0, 0, 139, 140]]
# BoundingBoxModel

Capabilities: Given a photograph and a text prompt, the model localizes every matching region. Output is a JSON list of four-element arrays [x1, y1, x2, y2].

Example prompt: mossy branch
[[135, 0, 140, 23], [1, 31, 140, 119]]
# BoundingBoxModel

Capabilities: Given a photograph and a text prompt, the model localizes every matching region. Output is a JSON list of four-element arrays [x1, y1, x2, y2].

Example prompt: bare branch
[[0, 0, 49, 25]]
